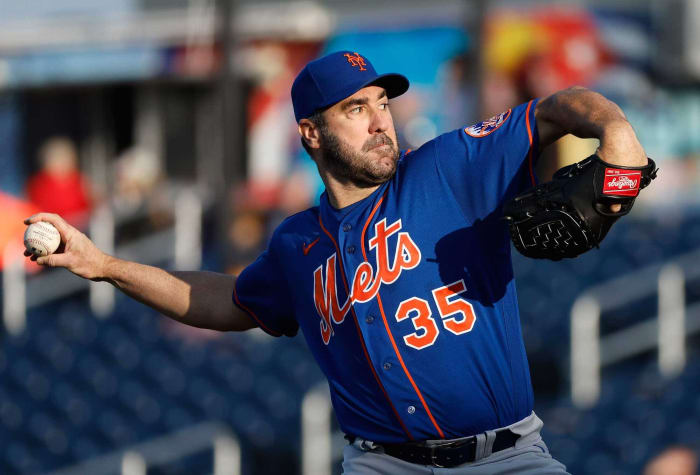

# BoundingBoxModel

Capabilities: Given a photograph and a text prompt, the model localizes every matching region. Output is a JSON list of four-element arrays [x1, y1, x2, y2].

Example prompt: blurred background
[[0, 0, 699, 473]]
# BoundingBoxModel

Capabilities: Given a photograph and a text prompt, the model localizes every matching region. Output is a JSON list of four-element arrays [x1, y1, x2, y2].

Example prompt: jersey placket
[[317, 212, 413, 440], [344, 197, 446, 440]]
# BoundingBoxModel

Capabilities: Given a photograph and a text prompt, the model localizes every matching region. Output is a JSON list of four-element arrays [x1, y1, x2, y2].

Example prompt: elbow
[[216, 306, 259, 332], [561, 86, 625, 117], [544, 85, 589, 105], [175, 305, 251, 332], [565, 85, 589, 93]]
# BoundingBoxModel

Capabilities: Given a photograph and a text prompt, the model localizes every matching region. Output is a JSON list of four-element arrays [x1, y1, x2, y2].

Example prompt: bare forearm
[[536, 86, 647, 166], [24, 212, 255, 332], [102, 256, 251, 331]]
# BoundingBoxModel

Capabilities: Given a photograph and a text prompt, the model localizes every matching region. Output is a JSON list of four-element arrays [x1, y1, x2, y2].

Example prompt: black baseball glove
[[503, 154, 658, 260]]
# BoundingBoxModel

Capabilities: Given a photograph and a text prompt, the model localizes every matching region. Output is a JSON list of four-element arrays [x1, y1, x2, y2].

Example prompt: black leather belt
[[346, 429, 520, 468]]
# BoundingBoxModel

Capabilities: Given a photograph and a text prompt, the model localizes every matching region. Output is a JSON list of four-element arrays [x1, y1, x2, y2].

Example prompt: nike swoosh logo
[[302, 237, 320, 256]]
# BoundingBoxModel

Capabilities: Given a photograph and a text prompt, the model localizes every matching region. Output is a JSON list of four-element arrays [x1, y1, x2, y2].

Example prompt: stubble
[[318, 125, 400, 188]]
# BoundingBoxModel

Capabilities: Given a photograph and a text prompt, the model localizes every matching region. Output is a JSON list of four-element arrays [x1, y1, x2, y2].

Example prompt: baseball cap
[[291, 51, 409, 123]]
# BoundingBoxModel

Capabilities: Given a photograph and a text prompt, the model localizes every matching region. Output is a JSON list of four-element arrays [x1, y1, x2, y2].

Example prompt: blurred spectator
[[644, 446, 698, 475], [226, 208, 267, 276], [278, 169, 315, 216], [26, 137, 92, 229], [112, 146, 174, 237], [112, 146, 162, 216]]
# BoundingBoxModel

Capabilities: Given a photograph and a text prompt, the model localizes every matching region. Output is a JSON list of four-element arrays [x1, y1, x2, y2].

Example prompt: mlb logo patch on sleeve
[[602, 168, 641, 196], [464, 109, 511, 137]]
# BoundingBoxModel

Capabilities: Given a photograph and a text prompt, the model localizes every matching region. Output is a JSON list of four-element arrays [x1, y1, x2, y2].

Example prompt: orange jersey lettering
[[313, 218, 421, 344]]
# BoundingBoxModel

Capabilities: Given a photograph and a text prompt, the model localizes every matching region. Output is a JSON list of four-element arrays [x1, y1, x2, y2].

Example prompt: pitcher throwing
[[25, 51, 653, 474]]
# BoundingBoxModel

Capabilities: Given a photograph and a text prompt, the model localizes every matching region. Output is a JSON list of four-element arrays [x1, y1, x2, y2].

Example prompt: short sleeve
[[436, 99, 539, 221], [233, 247, 299, 338]]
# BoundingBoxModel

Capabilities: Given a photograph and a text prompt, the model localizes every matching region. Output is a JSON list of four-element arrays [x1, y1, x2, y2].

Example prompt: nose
[[369, 106, 390, 134]]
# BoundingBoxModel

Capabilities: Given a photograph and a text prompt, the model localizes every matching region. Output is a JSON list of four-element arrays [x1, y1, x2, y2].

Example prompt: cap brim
[[309, 72, 410, 119], [365, 73, 410, 99]]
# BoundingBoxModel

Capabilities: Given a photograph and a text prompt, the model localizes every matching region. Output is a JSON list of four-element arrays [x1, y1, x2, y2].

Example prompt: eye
[[350, 106, 363, 114], [379, 102, 389, 110]]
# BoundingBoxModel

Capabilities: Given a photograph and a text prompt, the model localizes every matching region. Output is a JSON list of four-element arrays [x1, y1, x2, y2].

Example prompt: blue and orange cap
[[291, 51, 409, 123]]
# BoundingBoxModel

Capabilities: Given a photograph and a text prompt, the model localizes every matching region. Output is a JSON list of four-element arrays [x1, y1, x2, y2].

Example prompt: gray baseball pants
[[342, 412, 570, 474]]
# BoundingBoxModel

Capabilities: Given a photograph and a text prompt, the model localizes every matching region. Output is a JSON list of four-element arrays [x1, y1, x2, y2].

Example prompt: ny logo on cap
[[344, 52, 367, 71]]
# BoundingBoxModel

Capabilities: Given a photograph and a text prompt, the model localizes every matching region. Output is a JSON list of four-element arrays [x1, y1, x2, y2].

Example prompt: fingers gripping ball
[[24, 222, 61, 257]]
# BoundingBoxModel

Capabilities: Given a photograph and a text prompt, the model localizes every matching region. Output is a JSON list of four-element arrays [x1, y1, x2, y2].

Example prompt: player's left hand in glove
[[503, 154, 658, 261]]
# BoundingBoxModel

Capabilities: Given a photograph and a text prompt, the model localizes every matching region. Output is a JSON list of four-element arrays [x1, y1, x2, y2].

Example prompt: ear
[[298, 119, 322, 150]]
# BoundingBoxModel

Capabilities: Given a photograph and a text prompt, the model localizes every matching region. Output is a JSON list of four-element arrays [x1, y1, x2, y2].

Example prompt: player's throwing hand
[[23, 213, 108, 281]]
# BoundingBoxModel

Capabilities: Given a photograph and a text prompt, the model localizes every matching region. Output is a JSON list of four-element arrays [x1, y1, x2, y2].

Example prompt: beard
[[318, 127, 400, 188]]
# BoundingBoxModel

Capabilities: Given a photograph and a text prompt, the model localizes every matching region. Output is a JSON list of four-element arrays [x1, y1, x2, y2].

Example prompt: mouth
[[369, 143, 391, 152], [364, 134, 394, 153]]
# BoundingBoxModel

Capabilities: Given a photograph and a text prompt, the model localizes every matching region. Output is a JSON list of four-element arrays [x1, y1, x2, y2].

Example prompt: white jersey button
[[343, 223, 352, 232], [365, 315, 375, 323], [407, 406, 416, 414], [383, 362, 392, 370]]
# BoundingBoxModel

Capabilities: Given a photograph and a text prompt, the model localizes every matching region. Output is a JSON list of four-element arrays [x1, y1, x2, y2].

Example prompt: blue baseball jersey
[[234, 100, 540, 443]]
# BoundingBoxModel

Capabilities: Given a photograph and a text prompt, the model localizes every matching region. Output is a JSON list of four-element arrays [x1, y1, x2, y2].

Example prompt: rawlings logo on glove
[[503, 154, 658, 261], [603, 170, 641, 195]]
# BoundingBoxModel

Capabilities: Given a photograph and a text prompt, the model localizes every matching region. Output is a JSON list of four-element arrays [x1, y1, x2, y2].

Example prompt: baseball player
[[25, 51, 648, 473]]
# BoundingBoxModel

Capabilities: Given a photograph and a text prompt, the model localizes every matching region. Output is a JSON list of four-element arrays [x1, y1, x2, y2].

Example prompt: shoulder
[[272, 207, 320, 239], [463, 108, 513, 139], [398, 128, 470, 168], [394, 130, 473, 183], [400, 101, 537, 165], [268, 206, 321, 253], [464, 100, 538, 147], [396, 139, 438, 171], [441, 100, 538, 157]]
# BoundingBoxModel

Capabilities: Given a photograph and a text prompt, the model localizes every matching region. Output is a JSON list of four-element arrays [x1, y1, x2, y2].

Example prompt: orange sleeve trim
[[360, 195, 446, 440], [318, 213, 414, 440], [525, 100, 536, 187], [232, 280, 283, 337]]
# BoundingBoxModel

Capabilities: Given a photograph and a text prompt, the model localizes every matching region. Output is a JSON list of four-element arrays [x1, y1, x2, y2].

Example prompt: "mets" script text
[[313, 218, 421, 344]]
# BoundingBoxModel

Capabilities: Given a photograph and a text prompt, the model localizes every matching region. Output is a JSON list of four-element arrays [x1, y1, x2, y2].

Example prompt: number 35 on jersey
[[313, 218, 477, 349]]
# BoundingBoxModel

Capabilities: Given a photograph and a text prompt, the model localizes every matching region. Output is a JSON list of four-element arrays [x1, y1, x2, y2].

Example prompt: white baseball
[[24, 222, 61, 257]]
